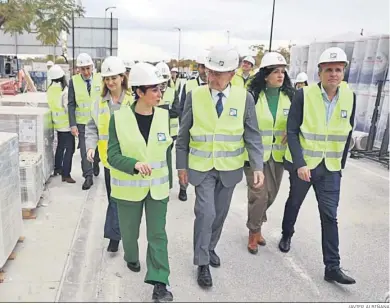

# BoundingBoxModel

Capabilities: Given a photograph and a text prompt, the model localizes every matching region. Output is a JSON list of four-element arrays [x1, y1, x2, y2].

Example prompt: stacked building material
[[0, 132, 23, 268], [0, 106, 54, 181], [0, 92, 48, 108], [19, 152, 44, 209]]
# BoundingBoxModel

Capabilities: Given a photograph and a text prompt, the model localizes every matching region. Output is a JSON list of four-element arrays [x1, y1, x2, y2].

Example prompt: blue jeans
[[103, 167, 121, 241], [281, 161, 341, 270], [54, 131, 75, 177]]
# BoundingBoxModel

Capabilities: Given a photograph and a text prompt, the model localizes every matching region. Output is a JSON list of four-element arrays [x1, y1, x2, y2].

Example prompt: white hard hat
[[46, 61, 54, 67], [48, 65, 64, 80], [130, 62, 168, 86], [318, 47, 349, 66], [76, 53, 93, 67], [155, 62, 171, 78], [260, 52, 287, 69], [295, 72, 308, 83], [196, 56, 206, 65], [123, 60, 135, 69], [101, 56, 126, 77], [171, 67, 179, 73], [243, 56, 255, 66], [205, 45, 239, 72]]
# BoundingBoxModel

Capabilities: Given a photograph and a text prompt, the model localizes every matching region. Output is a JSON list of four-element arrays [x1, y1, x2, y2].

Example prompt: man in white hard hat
[[177, 55, 208, 202], [281, 47, 356, 284], [169, 67, 181, 93], [231, 55, 256, 88], [123, 60, 135, 79], [295, 72, 308, 89], [176, 45, 264, 288], [68, 53, 102, 190]]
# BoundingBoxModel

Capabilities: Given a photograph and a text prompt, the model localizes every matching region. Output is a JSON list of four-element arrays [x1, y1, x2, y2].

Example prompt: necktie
[[216, 92, 224, 117], [86, 79, 91, 96]]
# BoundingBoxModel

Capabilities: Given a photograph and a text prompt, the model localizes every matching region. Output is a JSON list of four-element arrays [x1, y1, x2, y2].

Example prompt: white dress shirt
[[210, 85, 230, 107]]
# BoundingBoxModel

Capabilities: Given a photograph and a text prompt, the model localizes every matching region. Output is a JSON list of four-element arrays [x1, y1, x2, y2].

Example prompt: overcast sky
[[81, 0, 389, 61]]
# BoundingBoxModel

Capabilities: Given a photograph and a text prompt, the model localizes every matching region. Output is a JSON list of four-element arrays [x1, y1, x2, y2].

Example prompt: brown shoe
[[257, 232, 266, 246], [62, 176, 76, 183], [248, 232, 259, 254]]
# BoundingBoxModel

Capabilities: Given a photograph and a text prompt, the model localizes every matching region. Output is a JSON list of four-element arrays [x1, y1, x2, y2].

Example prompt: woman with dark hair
[[47, 65, 76, 183], [244, 52, 295, 255], [107, 62, 173, 302], [295, 72, 308, 89]]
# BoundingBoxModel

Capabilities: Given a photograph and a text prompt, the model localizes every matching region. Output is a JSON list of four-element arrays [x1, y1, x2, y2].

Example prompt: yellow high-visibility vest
[[285, 84, 353, 171], [72, 73, 102, 124], [189, 85, 247, 172], [47, 84, 69, 130], [110, 106, 172, 202]]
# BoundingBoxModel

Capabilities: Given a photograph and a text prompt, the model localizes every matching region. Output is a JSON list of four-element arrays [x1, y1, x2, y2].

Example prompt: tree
[[0, 0, 84, 46], [250, 44, 294, 66]]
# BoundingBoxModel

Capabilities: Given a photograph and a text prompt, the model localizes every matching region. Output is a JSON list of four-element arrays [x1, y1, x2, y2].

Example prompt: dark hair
[[101, 74, 129, 97], [49, 76, 68, 91], [249, 66, 295, 102], [295, 81, 308, 88], [132, 85, 158, 100]]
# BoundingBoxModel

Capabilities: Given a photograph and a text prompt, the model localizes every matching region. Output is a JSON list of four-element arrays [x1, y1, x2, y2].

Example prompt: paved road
[[0, 155, 388, 302]]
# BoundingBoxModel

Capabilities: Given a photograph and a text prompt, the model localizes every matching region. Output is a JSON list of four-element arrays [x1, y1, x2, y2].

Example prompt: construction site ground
[[0, 152, 388, 302]]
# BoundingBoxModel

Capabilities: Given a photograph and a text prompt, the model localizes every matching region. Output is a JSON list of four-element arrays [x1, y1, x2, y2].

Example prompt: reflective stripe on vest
[[110, 106, 172, 202], [47, 84, 70, 130], [91, 92, 134, 169], [255, 91, 291, 163], [285, 84, 353, 171], [72, 73, 102, 124], [189, 85, 246, 172]]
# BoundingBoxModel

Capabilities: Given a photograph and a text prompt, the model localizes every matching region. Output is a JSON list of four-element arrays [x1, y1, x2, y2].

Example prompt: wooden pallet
[[22, 208, 37, 220], [0, 236, 25, 283]]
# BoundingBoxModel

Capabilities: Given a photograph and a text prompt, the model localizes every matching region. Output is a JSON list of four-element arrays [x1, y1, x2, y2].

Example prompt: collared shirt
[[211, 84, 230, 107], [321, 84, 339, 124], [102, 90, 126, 114]]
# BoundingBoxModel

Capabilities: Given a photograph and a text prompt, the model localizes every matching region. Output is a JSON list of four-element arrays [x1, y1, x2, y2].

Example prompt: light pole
[[269, 0, 276, 51], [174, 27, 181, 71], [227, 30, 230, 44], [105, 6, 116, 57]]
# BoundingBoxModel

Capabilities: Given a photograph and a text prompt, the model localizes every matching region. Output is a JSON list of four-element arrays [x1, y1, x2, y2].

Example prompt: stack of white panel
[[0, 106, 54, 182], [19, 152, 44, 209], [0, 132, 23, 268], [0, 92, 49, 108]]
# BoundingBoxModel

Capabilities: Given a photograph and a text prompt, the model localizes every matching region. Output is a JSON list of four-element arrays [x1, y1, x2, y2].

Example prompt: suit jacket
[[176, 86, 264, 188]]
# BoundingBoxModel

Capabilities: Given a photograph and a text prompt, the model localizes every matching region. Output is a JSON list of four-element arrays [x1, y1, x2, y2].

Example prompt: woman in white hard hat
[[85, 56, 133, 253], [107, 62, 173, 302], [295, 72, 308, 89], [47, 65, 76, 184], [245, 51, 295, 254]]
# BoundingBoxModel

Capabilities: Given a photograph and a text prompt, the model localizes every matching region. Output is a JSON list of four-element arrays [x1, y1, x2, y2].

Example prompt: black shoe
[[178, 189, 187, 201], [209, 250, 220, 268], [197, 265, 212, 288], [82, 176, 93, 190], [93, 163, 100, 176], [107, 240, 119, 252], [279, 235, 291, 253], [53, 168, 62, 176], [324, 268, 356, 285], [127, 261, 141, 272], [152, 283, 173, 302]]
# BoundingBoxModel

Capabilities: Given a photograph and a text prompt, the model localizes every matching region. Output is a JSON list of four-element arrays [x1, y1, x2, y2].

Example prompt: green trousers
[[116, 194, 170, 286]]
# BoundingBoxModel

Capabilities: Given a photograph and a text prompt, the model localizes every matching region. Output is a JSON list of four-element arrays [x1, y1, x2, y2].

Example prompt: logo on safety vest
[[341, 110, 348, 118], [157, 133, 166, 141], [229, 108, 237, 117], [283, 109, 289, 116]]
